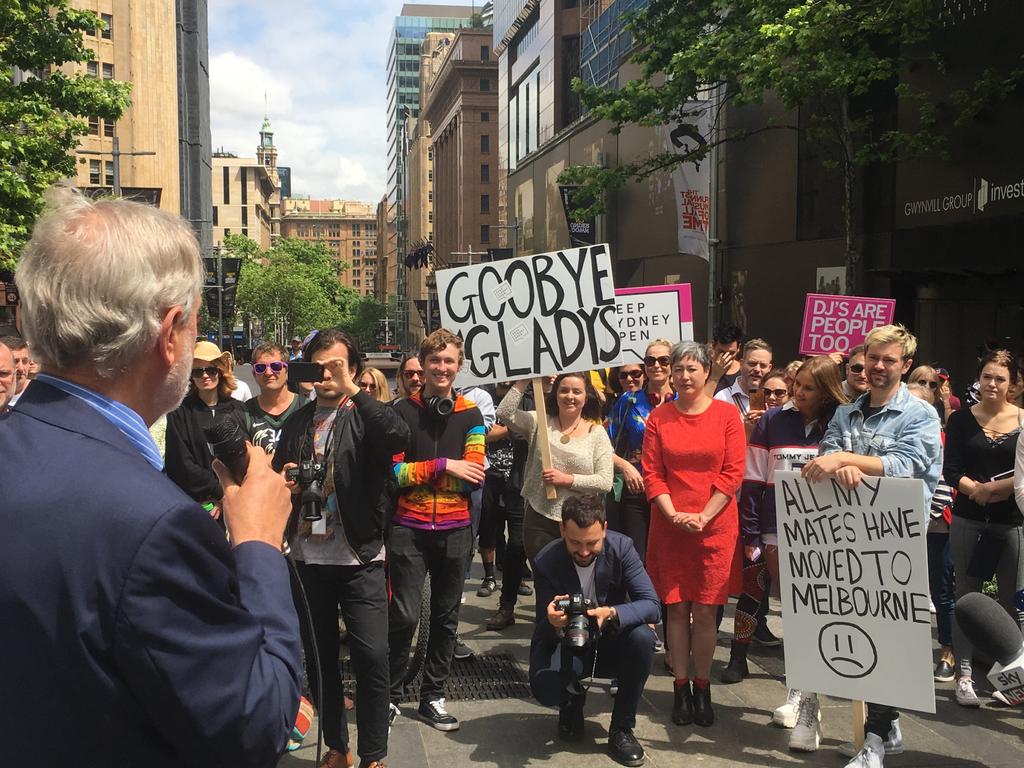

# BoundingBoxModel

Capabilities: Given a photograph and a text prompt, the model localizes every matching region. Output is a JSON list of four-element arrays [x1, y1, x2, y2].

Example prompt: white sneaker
[[956, 677, 981, 707], [842, 732, 885, 768], [839, 719, 903, 758], [772, 688, 802, 728], [789, 693, 821, 752], [388, 702, 401, 736]]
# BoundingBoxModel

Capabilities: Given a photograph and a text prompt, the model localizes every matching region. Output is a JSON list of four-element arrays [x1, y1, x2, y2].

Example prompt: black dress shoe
[[671, 683, 693, 725], [692, 683, 715, 726], [558, 695, 585, 741], [608, 726, 646, 766]]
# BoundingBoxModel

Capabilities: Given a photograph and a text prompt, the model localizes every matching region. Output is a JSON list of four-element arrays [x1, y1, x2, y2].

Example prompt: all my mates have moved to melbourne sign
[[435, 244, 623, 386]]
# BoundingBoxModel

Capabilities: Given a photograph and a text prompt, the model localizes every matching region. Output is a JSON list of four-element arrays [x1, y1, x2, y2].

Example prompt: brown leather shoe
[[319, 749, 353, 768], [486, 606, 516, 631]]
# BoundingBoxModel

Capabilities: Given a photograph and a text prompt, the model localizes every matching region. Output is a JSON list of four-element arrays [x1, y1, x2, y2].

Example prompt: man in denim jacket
[[802, 324, 942, 768]]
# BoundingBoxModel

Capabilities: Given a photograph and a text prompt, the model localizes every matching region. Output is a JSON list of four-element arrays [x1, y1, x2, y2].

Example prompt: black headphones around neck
[[423, 395, 455, 422]]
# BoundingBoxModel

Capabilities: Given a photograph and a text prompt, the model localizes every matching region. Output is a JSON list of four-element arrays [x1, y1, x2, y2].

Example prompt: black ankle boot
[[672, 682, 693, 725], [693, 682, 715, 726], [720, 640, 749, 684]]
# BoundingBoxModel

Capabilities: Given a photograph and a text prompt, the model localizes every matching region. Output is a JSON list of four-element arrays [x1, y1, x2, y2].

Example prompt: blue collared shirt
[[35, 373, 164, 471], [819, 382, 943, 508]]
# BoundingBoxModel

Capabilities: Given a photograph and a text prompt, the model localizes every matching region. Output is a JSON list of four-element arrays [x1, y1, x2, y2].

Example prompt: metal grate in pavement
[[341, 652, 531, 704]]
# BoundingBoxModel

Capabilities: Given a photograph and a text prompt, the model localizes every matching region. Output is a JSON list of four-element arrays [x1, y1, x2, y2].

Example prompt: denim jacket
[[819, 383, 943, 506]]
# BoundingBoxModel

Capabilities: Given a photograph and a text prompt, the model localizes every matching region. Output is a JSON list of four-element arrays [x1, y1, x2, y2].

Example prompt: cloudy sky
[[208, 0, 479, 204]]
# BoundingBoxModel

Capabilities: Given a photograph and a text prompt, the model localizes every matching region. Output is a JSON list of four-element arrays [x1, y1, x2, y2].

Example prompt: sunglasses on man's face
[[618, 370, 643, 380], [849, 363, 865, 374], [191, 366, 220, 379], [644, 355, 671, 367], [253, 361, 288, 375], [403, 370, 424, 379]]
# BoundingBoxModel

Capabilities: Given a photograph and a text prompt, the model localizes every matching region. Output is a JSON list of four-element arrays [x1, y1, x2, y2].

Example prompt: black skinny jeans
[[479, 470, 528, 608], [296, 560, 390, 763], [388, 524, 473, 703]]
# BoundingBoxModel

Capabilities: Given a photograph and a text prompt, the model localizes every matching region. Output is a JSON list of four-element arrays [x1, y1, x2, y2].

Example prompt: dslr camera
[[286, 460, 326, 521], [555, 593, 595, 648]]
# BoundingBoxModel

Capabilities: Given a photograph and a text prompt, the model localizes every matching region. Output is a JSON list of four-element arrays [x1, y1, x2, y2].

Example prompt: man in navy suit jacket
[[0, 189, 302, 767], [530, 495, 660, 767]]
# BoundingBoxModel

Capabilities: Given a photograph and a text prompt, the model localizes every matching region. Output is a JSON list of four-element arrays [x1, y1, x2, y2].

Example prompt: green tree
[[0, 1, 132, 270], [340, 292, 388, 351], [560, 0, 1023, 294]]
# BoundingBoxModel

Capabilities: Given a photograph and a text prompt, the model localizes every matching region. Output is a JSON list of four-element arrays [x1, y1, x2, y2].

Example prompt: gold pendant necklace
[[559, 417, 581, 444]]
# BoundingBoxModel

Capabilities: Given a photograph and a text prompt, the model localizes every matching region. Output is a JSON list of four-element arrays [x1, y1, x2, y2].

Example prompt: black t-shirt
[[245, 394, 305, 454], [714, 371, 740, 394]]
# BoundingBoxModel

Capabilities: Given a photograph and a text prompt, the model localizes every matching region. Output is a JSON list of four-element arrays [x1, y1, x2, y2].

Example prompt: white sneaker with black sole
[[789, 693, 821, 752], [773, 689, 802, 728], [418, 697, 459, 731], [839, 719, 903, 758]]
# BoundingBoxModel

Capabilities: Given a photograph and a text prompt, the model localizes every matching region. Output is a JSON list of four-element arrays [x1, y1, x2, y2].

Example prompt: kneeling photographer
[[530, 495, 660, 767], [273, 329, 409, 768]]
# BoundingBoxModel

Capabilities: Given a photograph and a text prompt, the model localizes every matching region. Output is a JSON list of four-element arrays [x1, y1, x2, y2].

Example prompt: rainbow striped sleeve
[[434, 424, 486, 494], [393, 452, 447, 488]]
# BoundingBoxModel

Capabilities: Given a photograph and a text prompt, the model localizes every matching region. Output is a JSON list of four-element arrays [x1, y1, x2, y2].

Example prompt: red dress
[[642, 398, 746, 605]]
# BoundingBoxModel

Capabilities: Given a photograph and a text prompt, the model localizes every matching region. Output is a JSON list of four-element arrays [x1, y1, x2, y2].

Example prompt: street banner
[[774, 470, 935, 713], [558, 186, 597, 248], [614, 283, 693, 362], [799, 294, 896, 356], [662, 101, 711, 260], [435, 244, 622, 386]]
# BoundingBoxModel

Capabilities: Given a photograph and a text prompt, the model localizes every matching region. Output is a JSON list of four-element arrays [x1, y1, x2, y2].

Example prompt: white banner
[[663, 101, 711, 260], [774, 470, 935, 713], [614, 283, 694, 363], [435, 244, 623, 386]]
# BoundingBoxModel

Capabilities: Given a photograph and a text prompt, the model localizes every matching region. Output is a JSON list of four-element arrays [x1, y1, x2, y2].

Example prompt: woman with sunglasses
[[359, 366, 393, 404], [761, 370, 790, 410], [908, 365, 940, 408], [165, 341, 249, 522]]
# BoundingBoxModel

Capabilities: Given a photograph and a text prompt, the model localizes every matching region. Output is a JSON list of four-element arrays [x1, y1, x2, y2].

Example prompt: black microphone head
[[204, 416, 244, 447], [955, 592, 1023, 666]]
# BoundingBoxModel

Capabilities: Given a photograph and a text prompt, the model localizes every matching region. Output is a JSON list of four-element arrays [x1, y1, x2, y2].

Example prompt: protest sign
[[799, 294, 896, 356], [774, 470, 935, 713], [435, 244, 622, 386], [614, 283, 694, 361]]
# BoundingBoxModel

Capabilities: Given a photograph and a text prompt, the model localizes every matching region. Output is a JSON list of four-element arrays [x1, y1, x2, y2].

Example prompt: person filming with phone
[[273, 329, 409, 768], [714, 338, 773, 436]]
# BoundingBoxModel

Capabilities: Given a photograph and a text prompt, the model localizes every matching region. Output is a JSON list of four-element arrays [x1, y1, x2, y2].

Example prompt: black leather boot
[[672, 682, 693, 725], [693, 682, 715, 726], [720, 640, 749, 683]]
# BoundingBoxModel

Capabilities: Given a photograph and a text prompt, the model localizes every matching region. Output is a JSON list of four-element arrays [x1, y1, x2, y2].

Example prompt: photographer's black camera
[[555, 593, 595, 648], [286, 461, 326, 521]]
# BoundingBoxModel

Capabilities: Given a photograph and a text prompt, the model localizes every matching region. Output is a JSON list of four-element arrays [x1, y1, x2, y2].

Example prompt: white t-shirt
[[231, 380, 252, 402], [574, 560, 598, 606]]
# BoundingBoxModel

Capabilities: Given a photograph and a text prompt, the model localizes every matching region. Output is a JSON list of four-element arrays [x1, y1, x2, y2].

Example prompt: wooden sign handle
[[851, 700, 867, 751], [532, 377, 558, 500]]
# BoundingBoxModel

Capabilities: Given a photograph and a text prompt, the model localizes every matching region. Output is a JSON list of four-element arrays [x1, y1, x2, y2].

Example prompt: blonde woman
[[358, 366, 393, 403], [908, 365, 940, 406]]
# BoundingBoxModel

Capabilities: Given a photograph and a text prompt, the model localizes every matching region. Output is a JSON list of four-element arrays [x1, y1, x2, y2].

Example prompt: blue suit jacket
[[0, 382, 302, 767], [531, 529, 660, 654]]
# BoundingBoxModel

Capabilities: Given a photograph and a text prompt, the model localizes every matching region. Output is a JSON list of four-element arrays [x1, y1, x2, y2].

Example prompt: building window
[[480, 224, 490, 243], [103, 119, 114, 138], [224, 229, 230, 236], [222, 167, 230, 204], [89, 159, 100, 185], [88, 116, 99, 135], [104, 161, 114, 187], [428, 191, 433, 202], [428, 170, 433, 181], [479, 78, 490, 92], [86, 60, 98, 78], [212, 206, 218, 226], [240, 168, 247, 205], [102, 63, 114, 80], [241, 206, 248, 227], [481, 45, 489, 60], [241, 228, 248, 237], [100, 13, 113, 39], [481, 164, 490, 183], [480, 134, 490, 153], [428, 147, 433, 161], [481, 111, 490, 122], [428, 211, 433, 223], [480, 194, 490, 213]]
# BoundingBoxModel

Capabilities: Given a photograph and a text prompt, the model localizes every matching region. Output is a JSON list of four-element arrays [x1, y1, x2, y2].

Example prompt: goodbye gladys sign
[[774, 471, 935, 713], [614, 283, 694, 361], [435, 244, 622, 385], [799, 294, 896, 356]]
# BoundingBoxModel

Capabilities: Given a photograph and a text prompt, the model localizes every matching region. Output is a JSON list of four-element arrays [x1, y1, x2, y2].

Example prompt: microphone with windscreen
[[204, 416, 250, 485], [955, 592, 1024, 705]]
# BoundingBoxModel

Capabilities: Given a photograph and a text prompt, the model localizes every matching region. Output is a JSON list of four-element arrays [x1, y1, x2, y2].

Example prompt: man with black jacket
[[274, 329, 409, 768], [389, 329, 486, 732]]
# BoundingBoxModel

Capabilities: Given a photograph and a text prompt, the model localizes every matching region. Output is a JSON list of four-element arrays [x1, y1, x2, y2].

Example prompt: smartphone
[[288, 361, 324, 384], [748, 389, 766, 411]]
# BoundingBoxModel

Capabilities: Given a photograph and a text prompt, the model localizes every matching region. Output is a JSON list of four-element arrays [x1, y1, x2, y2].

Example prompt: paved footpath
[[279, 564, 1023, 768]]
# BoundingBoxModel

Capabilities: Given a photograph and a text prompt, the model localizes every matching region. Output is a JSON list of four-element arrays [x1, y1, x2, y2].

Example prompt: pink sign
[[799, 293, 896, 356]]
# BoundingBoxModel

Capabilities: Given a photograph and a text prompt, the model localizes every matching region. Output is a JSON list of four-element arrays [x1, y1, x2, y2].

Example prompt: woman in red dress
[[642, 341, 745, 728]]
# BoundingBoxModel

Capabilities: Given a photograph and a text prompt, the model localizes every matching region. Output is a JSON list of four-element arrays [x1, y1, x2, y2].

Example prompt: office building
[[280, 199, 378, 296]]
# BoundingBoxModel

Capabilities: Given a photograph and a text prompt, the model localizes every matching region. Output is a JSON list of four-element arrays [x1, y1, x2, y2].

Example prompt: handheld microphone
[[204, 417, 250, 485], [955, 592, 1024, 705]]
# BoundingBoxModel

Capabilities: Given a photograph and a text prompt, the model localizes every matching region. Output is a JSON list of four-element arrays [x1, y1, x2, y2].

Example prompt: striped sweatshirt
[[739, 406, 827, 546], [391, 393, 486, 530]]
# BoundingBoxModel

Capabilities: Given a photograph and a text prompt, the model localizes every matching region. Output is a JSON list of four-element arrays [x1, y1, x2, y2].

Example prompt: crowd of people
[[1, 190, 1022, 768]]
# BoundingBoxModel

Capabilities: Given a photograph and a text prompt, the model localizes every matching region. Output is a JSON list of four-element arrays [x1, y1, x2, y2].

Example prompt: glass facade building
[[579, 0, 648, 89]]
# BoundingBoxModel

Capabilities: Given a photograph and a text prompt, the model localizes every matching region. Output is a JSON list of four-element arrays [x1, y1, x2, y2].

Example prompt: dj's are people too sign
[[799, 294, 896, 356], [435, 244, 623, 386], [774, 471, 935, 713]]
